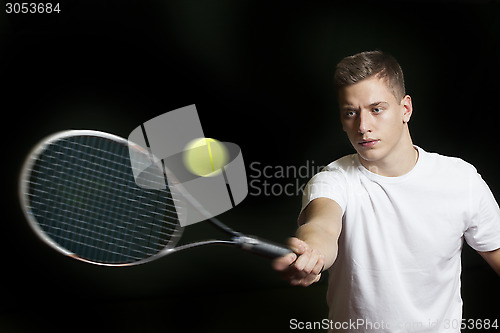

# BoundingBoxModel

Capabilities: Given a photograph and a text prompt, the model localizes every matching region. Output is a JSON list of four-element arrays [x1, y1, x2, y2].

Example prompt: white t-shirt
[[301, 146, 500, 332]]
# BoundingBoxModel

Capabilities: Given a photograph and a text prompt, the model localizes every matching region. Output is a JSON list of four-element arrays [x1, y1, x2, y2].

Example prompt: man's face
[[338, 76, 412, 164]]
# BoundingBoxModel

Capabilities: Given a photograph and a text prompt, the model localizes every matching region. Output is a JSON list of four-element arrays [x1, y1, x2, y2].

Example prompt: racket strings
[[27, 154, 179, 228], [25, 135, 183, 264], [30, 139, 179, 225], [32, 141, 181, 209]]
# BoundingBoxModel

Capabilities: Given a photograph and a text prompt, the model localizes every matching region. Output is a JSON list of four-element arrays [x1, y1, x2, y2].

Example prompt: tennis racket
[[19, 130, 291, 266]]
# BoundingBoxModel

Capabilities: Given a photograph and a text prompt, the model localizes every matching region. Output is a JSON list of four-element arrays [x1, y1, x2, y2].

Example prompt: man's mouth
[[358, 139, 380, 148]]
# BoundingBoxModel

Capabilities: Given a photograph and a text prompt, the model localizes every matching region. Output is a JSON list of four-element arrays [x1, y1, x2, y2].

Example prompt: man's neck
[[359, 134, 418, 177]]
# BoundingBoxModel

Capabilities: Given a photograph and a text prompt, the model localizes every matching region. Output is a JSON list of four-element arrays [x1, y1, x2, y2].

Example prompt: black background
[[1, 0, 499, 332]]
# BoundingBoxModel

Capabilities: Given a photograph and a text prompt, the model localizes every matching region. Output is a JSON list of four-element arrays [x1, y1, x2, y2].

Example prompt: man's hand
[[272, 237, 325, 287], [273, 197, 342, 286]]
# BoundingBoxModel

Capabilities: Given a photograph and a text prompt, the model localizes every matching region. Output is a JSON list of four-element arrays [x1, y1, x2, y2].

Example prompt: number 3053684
[[6, 3, 60, 14]]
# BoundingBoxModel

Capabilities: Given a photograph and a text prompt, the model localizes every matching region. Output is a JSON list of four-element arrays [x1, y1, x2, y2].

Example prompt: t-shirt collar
[[356, 146, 424, 183]]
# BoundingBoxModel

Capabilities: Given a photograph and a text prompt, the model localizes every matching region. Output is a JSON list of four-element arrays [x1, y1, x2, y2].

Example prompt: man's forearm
[[296, 222, 339, 270]]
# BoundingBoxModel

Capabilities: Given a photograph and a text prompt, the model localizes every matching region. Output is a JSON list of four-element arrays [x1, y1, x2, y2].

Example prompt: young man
[[273, 51, 500, 332]]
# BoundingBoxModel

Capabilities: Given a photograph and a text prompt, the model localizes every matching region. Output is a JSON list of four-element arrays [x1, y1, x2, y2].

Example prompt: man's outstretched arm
[[272, 197, 343, 287]]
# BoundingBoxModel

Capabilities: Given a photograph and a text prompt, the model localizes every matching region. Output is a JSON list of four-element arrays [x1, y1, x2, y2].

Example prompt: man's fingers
[[303, 249, 322, 274], [293, 246, 321, 273], [291, 272, 322, 287], [272, 252, 297, 271], [287, 237, 309, 255], [313, 273, 322, 283], [293, 249, 310, 271], [311, 253, 325, 275], [272, 238, 325, 287]]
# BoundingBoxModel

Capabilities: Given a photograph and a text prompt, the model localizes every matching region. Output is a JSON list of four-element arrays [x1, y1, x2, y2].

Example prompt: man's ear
[[401, 95, 413, 123]]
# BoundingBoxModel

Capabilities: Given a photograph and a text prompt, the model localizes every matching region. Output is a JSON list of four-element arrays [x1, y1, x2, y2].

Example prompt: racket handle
[[234, 236, 293, 259]]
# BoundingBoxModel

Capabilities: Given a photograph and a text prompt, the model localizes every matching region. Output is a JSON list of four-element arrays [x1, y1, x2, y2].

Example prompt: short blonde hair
[[334, 50, 406, 102]]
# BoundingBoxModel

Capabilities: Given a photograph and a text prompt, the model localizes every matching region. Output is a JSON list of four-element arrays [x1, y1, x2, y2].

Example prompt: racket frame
[[18, 130, 186, 266]]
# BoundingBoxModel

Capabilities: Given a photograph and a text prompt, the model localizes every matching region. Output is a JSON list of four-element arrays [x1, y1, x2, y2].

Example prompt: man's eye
[[372, 107, 383, 113], [345, 111, 356, 117]]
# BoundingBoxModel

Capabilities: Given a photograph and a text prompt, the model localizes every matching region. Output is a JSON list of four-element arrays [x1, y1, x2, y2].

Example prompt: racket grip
[[235, 236, 293, 259]]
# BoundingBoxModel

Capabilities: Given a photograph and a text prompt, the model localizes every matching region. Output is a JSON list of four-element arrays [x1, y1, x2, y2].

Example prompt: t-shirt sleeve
[[298, 167, 348, 224], [464, 171, 500, 252]]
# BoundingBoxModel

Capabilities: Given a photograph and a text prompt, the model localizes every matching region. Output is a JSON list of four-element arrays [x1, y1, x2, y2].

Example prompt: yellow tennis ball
[[183, 138, 229, 177]]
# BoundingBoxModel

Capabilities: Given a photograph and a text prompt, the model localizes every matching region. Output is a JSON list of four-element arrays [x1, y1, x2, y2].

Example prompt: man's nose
[[358, 110, 371, 134]]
